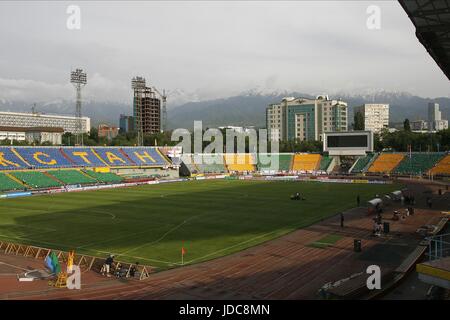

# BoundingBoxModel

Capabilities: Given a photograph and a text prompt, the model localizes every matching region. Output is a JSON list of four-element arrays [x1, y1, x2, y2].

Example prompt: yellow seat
[[292, 154, 321, 171], [225, 154, 255, 172], [429, 155, 450, 175], [368, 154, 404, 173]]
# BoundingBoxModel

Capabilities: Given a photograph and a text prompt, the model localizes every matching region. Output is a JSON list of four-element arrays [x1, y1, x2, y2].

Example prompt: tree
[[354, 111, 365, 131], [403, 118, 411, 131]]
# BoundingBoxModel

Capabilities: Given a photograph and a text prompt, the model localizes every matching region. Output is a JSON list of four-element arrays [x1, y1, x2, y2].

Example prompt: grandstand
[[62, 148, 107, 167], [92, 148, 135, 166], [180, 154, 199, 174], [0, 147, 28, 170], [11, 171, 62, 189], [394, 153, 445, 175], [350, 153, 376, 173], [225, 154, 255, 172], [14, 147, 73, 168], [120, 147, 170, 167], [0, 173, 24, 191], [0, 147, 175, 170], [292, 154, 321, 172], [83, 170, 124, 183], [47, 170, 97, 185], [318, 155, 333, 172], [367, 153, 404, 174], [429, 154, 450, 176], [257, 153, 293, 172]]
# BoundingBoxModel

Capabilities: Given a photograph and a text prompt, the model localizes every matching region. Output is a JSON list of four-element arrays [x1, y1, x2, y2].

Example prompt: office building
[[0, 111, 90, 134], [353, 103, 389, 133], [266, 95, 348, 142]]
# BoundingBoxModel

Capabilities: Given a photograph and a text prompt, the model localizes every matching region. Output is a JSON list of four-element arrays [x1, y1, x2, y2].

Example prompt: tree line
[[2, 125, 449, 153]]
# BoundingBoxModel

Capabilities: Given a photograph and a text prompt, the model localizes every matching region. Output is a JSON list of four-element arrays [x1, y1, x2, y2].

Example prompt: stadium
[[0, 0, 449, 305], [0, 140, 448, 299]]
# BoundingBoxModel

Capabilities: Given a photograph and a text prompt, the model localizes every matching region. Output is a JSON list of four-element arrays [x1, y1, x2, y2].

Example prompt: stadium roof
[[399, 0, 450, 80], [0, 126, 64, 133]]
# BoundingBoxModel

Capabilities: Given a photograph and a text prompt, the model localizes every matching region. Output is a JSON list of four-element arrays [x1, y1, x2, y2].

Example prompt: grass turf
[[0, 179, 400, 270], [308, 234, 343, 249]]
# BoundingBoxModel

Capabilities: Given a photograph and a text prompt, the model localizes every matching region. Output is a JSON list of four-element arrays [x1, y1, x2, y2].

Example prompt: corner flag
[[181, 244, 186, 265]]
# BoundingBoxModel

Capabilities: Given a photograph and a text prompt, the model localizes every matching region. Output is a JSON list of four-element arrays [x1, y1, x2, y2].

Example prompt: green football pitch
[[0, 180, 400, 269]]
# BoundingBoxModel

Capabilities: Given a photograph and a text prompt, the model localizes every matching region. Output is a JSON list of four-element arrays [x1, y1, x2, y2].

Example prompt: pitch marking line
[[76, 229, 152, 249], [117, 214, 203, 256]]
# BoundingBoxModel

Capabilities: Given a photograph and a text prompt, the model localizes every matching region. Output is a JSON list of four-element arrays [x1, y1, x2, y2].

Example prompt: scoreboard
[[323, 131, 373, 156]]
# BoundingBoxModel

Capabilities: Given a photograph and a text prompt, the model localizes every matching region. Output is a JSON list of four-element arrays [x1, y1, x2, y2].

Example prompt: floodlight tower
[[70, 68, 87, 146]]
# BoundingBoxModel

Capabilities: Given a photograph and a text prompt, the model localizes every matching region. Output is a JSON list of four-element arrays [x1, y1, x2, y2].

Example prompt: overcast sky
[[0, 1, 449, 104]]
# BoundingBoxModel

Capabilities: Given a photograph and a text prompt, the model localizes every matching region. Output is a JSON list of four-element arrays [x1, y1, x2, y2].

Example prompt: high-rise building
[[428, 102, 441, 122], [119, 114, 135, 133], [132, 77, 161, 145], [428, 102, 448, 131], [266, 95, 348, 142], [353, 103, 389, 133]]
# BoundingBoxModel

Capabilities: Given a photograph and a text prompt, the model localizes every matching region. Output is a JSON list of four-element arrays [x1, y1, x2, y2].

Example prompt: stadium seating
[[367, 153, 404, 173], [429, 154, 450, 176], [63, 148, 107, 167], [292, 154, 321, 172], [47, 170, 97, 185], [120, 147, 169, 167], [11, 171, 62, 189], [225, 154, 255, 172], [351, 154, 375, 173], [0, 173, 25, 191], [257, 153, 292, 172], [180, 154, 199, 174], [14, 147, 73, 169], [92, 148, 135, 166], [83, 170, 124, 183], [0, 147, 28, 170], [394, 153, 445, 175], [319, 156, 333, 172]]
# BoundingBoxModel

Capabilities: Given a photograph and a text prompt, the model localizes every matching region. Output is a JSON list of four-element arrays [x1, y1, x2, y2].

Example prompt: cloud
[[0, 0, 448, 104]]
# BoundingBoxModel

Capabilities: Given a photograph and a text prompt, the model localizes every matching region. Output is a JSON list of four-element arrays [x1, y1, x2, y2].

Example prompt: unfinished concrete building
[[132, 77, 161, 145]]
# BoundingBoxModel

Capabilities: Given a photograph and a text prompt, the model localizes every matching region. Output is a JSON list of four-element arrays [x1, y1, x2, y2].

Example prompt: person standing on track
[[102, 254, 115, 277]]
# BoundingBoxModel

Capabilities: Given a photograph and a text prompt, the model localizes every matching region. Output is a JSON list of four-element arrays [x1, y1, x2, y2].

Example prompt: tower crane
[[152, 87, 167, 133]]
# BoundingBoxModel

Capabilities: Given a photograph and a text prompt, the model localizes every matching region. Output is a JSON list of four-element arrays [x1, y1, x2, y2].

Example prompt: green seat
[[11, 171, 62, 189], [394, 153, 445, 175], [257, 154, 292, 172], [319, 156, 332, 171], [48, 170, 97, 185], [0, 173, 24, 191], [82, 170, 124, 183], [351, 154, 375, 173]]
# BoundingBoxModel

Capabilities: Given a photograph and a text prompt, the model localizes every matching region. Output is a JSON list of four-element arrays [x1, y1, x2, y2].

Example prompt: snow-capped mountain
[[0, 90, 448, 129]]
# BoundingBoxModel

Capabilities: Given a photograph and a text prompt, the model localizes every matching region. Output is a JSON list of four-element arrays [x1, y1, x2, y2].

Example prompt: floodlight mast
[[70, 69, 87, 146]]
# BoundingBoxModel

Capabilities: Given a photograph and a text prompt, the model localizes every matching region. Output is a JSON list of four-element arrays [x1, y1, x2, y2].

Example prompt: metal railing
[[426, 233, 450, 261]]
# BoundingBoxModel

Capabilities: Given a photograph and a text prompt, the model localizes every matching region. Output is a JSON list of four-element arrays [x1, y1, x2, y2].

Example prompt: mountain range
[[0, 90, 448, 130]]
